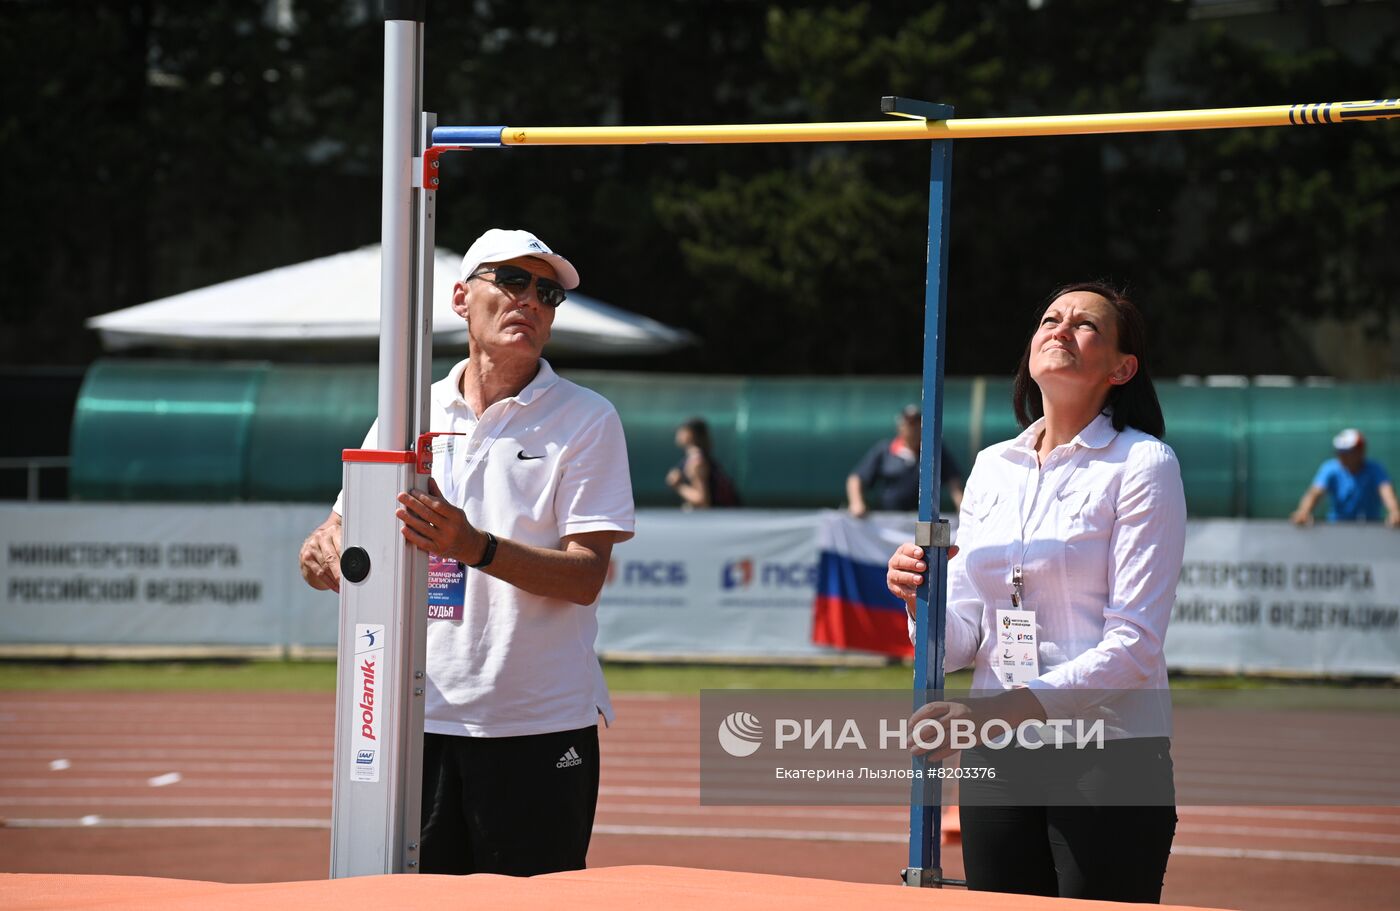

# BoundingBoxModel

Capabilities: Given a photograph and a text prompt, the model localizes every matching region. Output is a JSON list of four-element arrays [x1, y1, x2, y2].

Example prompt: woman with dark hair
[[1011, 281, 1165, 438], [665, 417, 741, 509], [886, 282, 1185, 902]]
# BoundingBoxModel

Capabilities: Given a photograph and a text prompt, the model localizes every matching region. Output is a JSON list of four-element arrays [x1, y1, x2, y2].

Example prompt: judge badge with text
[[427, 554, 466, 621]]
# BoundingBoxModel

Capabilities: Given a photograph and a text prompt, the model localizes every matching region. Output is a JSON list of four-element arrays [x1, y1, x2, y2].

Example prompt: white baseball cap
[[1332, 428, 1365, 451], [459, 228, 579, 290]]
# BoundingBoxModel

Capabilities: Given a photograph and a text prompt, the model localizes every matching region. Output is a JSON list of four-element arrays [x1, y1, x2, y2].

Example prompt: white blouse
[[942, 412, 1186, 736]]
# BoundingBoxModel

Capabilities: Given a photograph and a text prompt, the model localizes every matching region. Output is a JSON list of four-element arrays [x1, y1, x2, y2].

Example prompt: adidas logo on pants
[[556, 747, 582, 768]]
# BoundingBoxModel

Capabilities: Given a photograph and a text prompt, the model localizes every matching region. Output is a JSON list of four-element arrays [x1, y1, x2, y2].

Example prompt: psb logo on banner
[[352, 624, 385, 783], [719, 558, 818, 609], [606, 559, 688, 587], [722, 559, 754, 590], [722, 558, 817, 590]]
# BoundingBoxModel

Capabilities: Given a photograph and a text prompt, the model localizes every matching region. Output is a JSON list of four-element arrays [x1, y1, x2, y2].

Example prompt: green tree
[[3, 0, 1396, 381], [1148, 15, 1400, 374], [656, 0, 1184, 375]]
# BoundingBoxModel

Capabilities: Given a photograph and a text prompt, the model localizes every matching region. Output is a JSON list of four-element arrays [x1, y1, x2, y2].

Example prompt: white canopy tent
[[87, 245, 695, 357]]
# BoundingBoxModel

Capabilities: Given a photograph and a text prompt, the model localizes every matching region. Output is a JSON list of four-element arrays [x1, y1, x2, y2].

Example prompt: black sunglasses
[[469, 265, 567, 308]]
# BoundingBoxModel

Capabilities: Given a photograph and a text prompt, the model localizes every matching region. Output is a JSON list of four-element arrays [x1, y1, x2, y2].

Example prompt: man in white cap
[[298, 228, 635, 874], [1290, 428, 1399, 527]]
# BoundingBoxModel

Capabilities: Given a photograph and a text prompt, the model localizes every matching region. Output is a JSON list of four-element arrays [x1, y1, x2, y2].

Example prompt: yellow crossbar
[[494, 99, 1397, 146]]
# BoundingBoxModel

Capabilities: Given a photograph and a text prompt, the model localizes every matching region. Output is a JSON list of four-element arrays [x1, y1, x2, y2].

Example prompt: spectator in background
[[1291, 428, 1400, 527], [846, 404, 963, 517], [666, 417, 741, 508]]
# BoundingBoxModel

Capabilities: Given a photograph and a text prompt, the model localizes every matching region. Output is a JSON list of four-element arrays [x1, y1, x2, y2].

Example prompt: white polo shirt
[[336, 358, 635, 737], [941, 412, 1186, 737]]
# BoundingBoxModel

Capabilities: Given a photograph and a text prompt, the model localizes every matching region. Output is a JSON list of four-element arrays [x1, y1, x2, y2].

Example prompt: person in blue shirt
[[1290, 428, 1400, 527], [846, 404, 963, 517]]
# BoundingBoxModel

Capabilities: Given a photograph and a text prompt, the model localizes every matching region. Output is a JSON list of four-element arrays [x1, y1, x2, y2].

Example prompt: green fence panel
[[70, 360, 268, 501], [246, 364, 379, 503], [1157, 384, 1247, 518], [68, 360, 1400, 517]]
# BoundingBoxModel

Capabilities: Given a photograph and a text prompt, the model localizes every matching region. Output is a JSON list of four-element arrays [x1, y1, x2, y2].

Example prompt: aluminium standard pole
[[329, 0, 431, 878]]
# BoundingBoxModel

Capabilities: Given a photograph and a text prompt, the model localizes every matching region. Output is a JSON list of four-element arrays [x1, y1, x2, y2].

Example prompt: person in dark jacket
[[665, 417, 740, 509], [847, 404, 963, 516]]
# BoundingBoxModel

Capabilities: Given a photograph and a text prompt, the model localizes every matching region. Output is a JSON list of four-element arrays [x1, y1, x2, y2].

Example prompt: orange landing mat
[[2, 864, 1229, 910]]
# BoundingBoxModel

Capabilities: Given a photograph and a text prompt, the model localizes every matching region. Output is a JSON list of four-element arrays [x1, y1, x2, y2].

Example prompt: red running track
[[1, 691, 1397, 910]]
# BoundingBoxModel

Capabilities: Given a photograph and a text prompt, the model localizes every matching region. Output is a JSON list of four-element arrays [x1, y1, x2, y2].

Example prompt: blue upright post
[[889, 97, 954, 888]]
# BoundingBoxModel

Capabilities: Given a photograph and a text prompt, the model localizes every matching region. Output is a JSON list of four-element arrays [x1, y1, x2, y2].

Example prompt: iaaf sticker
[[351, 624, 385, 783]]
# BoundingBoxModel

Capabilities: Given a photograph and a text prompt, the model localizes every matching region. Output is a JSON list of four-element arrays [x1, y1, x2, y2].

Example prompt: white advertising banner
[[2, 504, 1397, 676], [0, 502, 332, 648], [595, 509, 833, 658], [1166, 520, 1400, 676]]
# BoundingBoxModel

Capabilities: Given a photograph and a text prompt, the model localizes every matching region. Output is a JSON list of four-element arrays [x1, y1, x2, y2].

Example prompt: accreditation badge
[[993, 609, 1039, 687], [427, 553, 465, 621]]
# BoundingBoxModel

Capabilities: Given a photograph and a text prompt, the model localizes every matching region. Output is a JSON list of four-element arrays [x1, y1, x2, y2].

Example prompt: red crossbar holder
[[421, 145, 473, 189], [340, 433, 465, 476], [414, 432, 466, 475]]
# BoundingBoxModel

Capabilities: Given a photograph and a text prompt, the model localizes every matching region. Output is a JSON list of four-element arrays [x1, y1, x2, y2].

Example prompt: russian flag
[[812, 512, 918, 658]]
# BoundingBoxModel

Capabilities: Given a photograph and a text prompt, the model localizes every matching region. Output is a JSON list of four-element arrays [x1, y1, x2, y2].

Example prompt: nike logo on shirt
[[517, 451, 546, 460]]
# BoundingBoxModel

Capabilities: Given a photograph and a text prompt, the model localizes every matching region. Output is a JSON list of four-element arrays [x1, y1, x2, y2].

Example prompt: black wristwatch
[[467, 531, 497, 569]]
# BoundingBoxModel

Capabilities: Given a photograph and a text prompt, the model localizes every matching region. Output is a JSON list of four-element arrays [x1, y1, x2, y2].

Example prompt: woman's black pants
[[957, 737, 1177, 903]]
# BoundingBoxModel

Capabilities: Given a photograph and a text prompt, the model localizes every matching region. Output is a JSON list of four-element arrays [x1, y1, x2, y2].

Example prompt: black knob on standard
[[340, 546, 371, 584]]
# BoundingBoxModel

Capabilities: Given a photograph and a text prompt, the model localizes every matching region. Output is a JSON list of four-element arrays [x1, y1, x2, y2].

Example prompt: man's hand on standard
[[396, 477, 490, 566], [299, 513, 344, 593]]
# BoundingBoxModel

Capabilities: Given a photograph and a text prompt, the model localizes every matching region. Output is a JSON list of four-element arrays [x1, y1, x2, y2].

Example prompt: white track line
[[6, 777, 328, 790], [601, 756, 700, 768], [6, 817, 1399, 867], [18, 798, 1382, 822], [1178, 823, 1400, 846], [593, 824, 903, 843], [1179, 747, 1400, 766], [0, 796, 330, 808], [1180, 806, 1400, 824], [0, 749, 332, 760], [1169, 845, 1400, 868], [1174, 771, 1400, 791], [598, 785, 700, 798], [598, 802, 905, 822], [590, 824, 1400, 866], [3, 817, 329, 829], [12, 761, 331, 774], [0, 702, 330, 715], [1175, 777, 1400, 797], [0, 735, 331, 747]]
